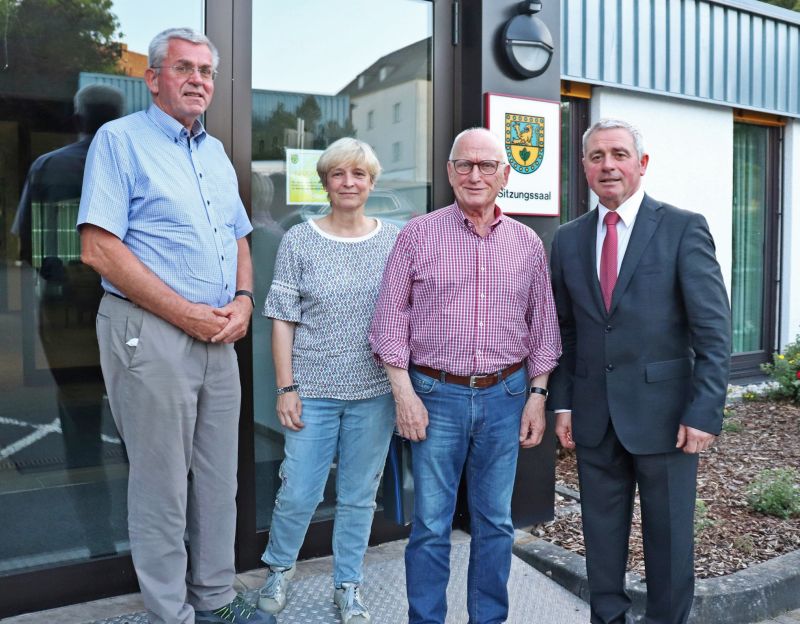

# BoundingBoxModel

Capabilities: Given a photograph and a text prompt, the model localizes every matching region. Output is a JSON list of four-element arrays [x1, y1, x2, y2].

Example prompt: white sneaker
[[333, 583, 371, 624], [257, 565, 295, 614]]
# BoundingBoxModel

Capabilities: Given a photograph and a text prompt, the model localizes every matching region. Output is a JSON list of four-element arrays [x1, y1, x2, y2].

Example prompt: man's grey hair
[[582, 119, 645, 160], [148, 27, 219, 72], [449, 127, 509, 164]]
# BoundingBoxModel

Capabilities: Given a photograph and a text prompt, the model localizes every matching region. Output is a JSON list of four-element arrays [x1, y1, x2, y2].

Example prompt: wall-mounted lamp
[[502, 1, 554, 79]]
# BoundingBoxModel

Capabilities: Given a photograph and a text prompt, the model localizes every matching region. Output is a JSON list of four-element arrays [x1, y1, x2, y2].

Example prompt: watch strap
[[530, 386, 549, 398], [235, 289, 255, 308]]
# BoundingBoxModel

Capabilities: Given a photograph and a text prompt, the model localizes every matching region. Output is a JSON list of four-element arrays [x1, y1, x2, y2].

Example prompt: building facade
[[559, 0, 800, 377]]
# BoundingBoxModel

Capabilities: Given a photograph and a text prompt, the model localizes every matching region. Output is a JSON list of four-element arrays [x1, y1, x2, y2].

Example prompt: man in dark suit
[[549, 119, 731, 624]]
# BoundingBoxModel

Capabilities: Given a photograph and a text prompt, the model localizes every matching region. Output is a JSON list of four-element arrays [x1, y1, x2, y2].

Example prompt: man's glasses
[[153, 63, 218, 82], [449, 159, 504, 175]]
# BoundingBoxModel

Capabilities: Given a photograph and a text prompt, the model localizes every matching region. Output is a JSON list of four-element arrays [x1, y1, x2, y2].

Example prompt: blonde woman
[[257, 138, 397, 624]]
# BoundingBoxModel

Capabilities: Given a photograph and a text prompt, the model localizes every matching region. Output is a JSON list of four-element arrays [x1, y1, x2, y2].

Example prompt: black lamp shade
[[502, 13, 554, 78]]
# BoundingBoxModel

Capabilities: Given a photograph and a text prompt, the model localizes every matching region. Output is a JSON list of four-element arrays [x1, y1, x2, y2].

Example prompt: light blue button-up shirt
[[77, 104, 252, 307]]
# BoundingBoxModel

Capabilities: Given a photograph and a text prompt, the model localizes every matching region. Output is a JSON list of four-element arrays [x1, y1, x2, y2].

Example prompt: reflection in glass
[[251, 1, 433, 531], [0, 0, 203, 576], [12, 84, 126, 563]]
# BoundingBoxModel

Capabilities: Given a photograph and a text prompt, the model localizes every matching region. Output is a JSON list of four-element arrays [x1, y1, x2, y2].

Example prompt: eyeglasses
[[449, 159, 505, 175], [152, 63, 218, 82]]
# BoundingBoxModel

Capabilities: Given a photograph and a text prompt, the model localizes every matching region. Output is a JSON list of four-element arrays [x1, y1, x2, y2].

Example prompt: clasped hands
[[181, 297, 253, 343]]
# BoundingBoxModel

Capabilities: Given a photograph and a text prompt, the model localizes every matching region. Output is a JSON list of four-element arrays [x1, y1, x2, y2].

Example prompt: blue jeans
[[405, 366, 528, 624], [262, 393, 395, 586]]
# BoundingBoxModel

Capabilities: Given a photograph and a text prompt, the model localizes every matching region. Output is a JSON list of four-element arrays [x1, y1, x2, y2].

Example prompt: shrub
[[721, 407, 743, 432], [733, 534, 755, 555], [694, 499, 714, 534], [761, 333, 800, 403], [722, 419, 743, 433], [746, 468, 800, 520]]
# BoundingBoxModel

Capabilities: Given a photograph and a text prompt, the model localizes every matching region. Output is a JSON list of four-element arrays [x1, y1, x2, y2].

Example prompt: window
[[393, 102, 401, 123], [730, 121, 781, 377], [367, 110, 375, 130], [392, 141, 402, 162], [559, 93, 590, 223]]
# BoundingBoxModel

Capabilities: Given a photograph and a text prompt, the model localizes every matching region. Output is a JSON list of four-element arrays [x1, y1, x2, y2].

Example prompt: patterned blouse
[[264, 218, 399, 400]]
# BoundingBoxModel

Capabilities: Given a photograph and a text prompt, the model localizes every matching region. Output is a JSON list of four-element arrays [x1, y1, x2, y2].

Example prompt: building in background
[[558, 0, 800, 378], [339, 39, 431, 184]]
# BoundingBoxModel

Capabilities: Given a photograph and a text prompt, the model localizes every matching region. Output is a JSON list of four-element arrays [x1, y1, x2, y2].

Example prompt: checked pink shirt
[[369, 203, 561, 378]]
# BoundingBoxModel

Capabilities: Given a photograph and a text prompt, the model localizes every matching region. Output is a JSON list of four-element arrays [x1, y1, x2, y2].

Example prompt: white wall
[[780, 119, 800, 348], [589, 88, 734, 298]]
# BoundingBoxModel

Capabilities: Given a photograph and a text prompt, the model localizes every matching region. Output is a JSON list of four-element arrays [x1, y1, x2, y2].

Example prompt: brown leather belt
[[413, 361, 525, 389]]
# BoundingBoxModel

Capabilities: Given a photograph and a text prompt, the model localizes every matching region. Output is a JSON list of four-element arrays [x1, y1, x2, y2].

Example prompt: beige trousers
[[96, 293, 240, 624]]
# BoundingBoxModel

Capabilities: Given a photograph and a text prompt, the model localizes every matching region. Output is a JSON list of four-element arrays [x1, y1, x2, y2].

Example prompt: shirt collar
[[598, 185, 645, 228], [453, 202, 504, 232], [146, 103, 207, 144]]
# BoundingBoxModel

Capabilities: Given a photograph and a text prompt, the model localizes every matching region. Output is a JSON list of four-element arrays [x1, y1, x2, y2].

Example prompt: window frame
[[559, 89, 590, 223], [729, 118, 783, 379]]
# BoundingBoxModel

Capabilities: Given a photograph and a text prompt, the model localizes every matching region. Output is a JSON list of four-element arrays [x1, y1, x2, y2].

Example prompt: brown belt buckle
[[469, 374, 487, 388]]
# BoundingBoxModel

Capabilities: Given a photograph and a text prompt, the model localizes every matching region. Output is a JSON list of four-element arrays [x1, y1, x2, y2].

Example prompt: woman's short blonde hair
[[316, 138, 382, 186]]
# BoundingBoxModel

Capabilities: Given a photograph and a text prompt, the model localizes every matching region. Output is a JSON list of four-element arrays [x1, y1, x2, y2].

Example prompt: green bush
[[761, 333, 800, 403], [746, 468, 800, 520], [721, 407, 743, 432], [722, 419, 743, 433], [694, 499, 714, 534]]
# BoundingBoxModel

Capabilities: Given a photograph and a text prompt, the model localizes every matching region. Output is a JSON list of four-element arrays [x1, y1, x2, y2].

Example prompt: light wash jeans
[[405, 366, 528, 624], [262, 392, 395, 586]]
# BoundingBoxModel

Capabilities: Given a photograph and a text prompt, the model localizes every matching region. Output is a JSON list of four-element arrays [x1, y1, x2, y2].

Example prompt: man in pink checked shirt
[[369, 127, 561, 624]]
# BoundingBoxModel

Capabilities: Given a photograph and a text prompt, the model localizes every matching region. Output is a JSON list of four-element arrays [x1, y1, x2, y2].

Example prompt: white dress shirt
[[595, 185, 646, 278]]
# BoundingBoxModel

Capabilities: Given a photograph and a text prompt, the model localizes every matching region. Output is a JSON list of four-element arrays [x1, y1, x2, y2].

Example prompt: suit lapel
[[609, 194, 663, 314], [578, 209, 606, 315]]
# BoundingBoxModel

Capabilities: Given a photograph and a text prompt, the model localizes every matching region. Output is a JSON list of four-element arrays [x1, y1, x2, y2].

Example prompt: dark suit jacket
[[548, 194, 731, 455]]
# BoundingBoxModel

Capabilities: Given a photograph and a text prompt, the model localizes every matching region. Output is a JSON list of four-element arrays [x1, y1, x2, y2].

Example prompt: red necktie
[[600, 211, 621, 311]]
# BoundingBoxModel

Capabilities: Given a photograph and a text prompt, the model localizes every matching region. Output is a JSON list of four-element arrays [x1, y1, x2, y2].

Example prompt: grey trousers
[[97, 294, 240, 624]]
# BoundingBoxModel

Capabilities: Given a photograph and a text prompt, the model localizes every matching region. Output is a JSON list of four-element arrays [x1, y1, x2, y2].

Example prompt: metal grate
[[89, 541, 589, 623]]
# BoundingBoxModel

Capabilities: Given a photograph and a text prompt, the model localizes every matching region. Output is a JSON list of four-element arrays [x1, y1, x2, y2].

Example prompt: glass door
[[249, 0, 433, 555], [0, 1, 204, 616]]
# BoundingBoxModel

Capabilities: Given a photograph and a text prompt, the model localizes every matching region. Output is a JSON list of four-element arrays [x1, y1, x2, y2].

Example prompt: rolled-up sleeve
[[369, 228, 415, 369], [525, 240, 561, 378], [264, 232, 302, 322]]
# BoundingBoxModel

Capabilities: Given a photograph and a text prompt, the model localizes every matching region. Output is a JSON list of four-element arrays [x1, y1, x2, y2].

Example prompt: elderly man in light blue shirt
[[78, 27, 272, 624]]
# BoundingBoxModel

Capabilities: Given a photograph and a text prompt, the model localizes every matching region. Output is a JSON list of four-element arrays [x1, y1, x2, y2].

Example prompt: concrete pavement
[[4, 530, 798, 623]]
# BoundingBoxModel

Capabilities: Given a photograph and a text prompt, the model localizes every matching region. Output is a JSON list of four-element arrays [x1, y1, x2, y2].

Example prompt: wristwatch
[[235, 289, 255, 308], [276, 384, 299, 395], [529, 386, 549, 399]]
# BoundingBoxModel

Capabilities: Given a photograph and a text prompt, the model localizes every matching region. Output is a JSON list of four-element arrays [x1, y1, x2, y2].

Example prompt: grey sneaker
[[333, 582, 371, 624], [257, 564, 295, 614], [196, 594, 275, 623]]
